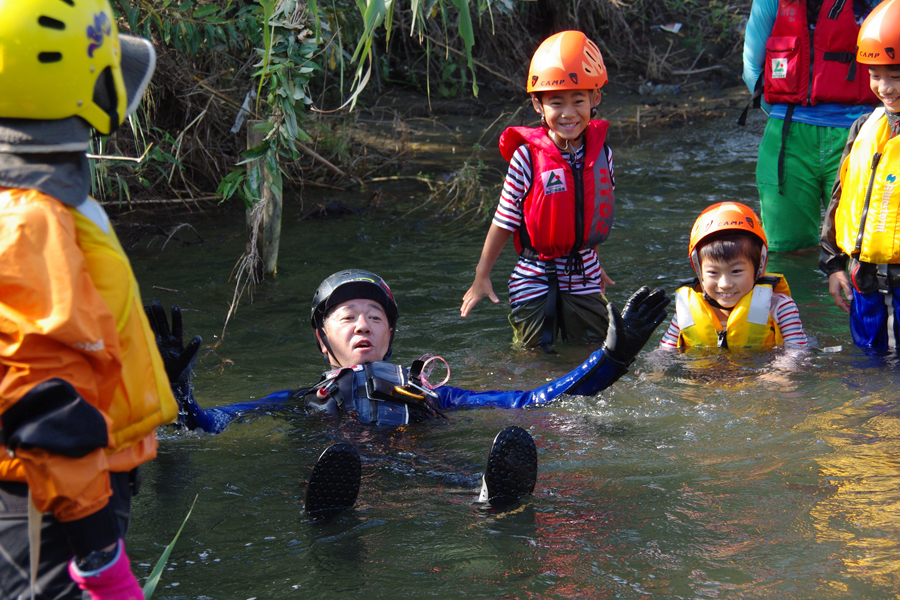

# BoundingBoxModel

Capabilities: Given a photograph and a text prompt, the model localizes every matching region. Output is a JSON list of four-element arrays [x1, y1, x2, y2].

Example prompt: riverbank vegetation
[[102, 0, 751, 214]]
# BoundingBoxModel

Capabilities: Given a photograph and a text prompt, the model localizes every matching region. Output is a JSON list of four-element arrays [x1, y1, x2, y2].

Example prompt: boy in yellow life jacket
[[0, 2, 182, 598], [820, 0, 900, 350], [660, 202, 809, 350]]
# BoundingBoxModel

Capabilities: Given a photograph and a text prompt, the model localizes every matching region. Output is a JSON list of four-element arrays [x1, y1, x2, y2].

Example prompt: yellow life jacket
[[66, 198, 179, 451], [676, 275, 789, 349], [835, 108, 900, 264]]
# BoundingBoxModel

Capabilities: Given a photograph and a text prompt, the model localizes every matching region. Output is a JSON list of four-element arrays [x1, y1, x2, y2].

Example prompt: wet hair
[[697, 232, 763, 276]]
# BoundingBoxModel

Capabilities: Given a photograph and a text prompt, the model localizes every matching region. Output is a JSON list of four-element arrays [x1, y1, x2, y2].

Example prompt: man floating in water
[[149, 270, 669, 518]]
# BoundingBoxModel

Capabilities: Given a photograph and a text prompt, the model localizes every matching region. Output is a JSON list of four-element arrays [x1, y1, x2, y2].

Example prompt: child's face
[[868, 64, 900, 113], [532, 89, 600, 147], [700, 256, 756, 310]]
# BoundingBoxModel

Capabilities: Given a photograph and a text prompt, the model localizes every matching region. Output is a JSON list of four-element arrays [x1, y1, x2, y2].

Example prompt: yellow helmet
[[0, 0, 130, 133]]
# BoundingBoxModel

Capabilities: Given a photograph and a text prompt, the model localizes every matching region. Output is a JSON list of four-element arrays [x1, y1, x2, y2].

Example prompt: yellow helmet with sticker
[[0, 0, 128, 133]]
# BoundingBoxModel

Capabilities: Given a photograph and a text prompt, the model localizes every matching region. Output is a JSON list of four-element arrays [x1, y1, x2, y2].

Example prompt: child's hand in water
[[460, 274, 499, 317], [828, 271, 852, 313], [599, 266, 615, 295]]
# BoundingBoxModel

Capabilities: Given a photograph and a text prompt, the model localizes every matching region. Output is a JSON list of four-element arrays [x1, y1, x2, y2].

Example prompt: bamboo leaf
[[450, 0, 479, 97], [192, 4, 218, 18], [308, 0, 323, 42], [256, 0, 276, 114], [349, 0, 387, 64], [384, 0, 395, 43]]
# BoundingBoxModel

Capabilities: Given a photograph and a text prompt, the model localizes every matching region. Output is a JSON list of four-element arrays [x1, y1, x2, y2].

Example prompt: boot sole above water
[[485, 425, 538, 507], [305, 442, 361, 519]]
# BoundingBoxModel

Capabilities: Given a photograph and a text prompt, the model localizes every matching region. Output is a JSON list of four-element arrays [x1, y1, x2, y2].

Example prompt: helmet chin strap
[[702, 292, 732, 312], [540, 112, 583, 153], [316, 327, 339, 366]]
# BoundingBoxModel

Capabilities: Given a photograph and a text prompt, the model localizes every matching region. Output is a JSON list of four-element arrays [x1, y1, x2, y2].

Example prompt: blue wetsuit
[[175, 346, 630, 434]]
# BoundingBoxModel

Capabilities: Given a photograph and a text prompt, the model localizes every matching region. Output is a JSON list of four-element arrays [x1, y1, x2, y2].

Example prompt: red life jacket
[[499, 121, 615, 261], [764, 0, 878, 106]]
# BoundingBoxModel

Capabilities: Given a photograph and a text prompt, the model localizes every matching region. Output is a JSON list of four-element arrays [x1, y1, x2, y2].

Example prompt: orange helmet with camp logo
[[856, 0, 900, 65], [527, 30, 608, 93], [689, 202, 768, 279]]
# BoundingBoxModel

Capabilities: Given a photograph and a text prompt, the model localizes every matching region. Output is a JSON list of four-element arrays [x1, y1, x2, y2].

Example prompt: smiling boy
[[461, 31, 616, 353], [660, 202, 809, 350], [819, 0, 900, 350]]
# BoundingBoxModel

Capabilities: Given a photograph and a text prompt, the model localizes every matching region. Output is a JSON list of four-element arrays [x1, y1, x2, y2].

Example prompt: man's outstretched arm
[[438, 286, 670, 409]]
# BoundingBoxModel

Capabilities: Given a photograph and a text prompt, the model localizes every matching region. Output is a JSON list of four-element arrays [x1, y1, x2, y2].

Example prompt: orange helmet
[[527, 30, 608, 93], [856, 0, 900, 65], [689, 202, 768, 279]]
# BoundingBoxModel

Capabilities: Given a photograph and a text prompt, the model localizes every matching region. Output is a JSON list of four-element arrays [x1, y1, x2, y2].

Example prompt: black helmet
[[310, 270, 399, 330], [311, 270, 398, 364]]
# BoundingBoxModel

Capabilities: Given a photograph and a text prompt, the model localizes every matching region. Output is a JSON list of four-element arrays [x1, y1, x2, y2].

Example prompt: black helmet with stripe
[[311, 270, 398, 361]]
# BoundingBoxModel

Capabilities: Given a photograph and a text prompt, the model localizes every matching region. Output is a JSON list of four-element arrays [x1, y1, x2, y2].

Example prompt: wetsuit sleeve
[[819, 113, 869, 275], [171, 387, 297, 434], [0, 198, 123, 552], [435, 347, 629, 410]]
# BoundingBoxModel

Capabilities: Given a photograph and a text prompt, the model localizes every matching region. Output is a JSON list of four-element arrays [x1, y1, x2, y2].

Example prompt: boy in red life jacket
[[659, 202, 809, 350], [460, 31, 616, 353], [820, 0, 900, 350]]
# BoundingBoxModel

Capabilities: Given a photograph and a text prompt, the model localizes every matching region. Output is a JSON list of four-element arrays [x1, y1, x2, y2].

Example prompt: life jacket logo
[[771, 58, 788, 79], [873, 174, 897, 234], [541, 169, 567, 194]]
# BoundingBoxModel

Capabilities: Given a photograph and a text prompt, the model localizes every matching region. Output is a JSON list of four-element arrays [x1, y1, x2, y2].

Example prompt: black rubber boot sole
[[305, 443, 361, 519], [483, 426, 537, 507]]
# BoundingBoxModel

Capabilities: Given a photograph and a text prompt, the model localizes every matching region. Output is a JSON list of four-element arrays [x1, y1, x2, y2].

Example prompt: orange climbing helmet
[[856, 0, 900, 65], [527, 30, 608, 93], [688, 202, 768, 279]]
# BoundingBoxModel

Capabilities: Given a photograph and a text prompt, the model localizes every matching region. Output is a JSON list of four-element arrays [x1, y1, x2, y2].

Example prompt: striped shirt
[[659, 292, 809, 349], [493, 142, 616, 307]]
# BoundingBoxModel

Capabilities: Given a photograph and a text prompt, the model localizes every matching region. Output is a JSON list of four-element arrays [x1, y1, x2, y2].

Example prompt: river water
[[124, 106, 900, 599]]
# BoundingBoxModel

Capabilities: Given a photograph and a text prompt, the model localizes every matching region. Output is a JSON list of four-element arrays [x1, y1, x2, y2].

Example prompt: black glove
[[603, 286, 670, 365], [145, 302, 202, 385]]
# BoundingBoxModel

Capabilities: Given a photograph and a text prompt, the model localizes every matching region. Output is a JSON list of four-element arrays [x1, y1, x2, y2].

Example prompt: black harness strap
[[540, 269, 560, 354], [777, 104, 796, 195], [737, 73, 764, 127]]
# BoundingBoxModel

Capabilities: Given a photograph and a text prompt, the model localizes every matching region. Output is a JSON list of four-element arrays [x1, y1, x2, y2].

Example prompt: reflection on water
[[125, 110, 900, 598]]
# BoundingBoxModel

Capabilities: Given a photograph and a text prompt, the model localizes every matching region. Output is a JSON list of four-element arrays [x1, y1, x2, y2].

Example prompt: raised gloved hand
[[603, 286, 670, 365], [68, 539, 144, 600], [145, 302, 201, 385]]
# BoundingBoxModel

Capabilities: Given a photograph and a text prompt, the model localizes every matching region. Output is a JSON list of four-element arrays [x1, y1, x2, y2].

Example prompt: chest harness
[[301, 359, 447, 426]]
